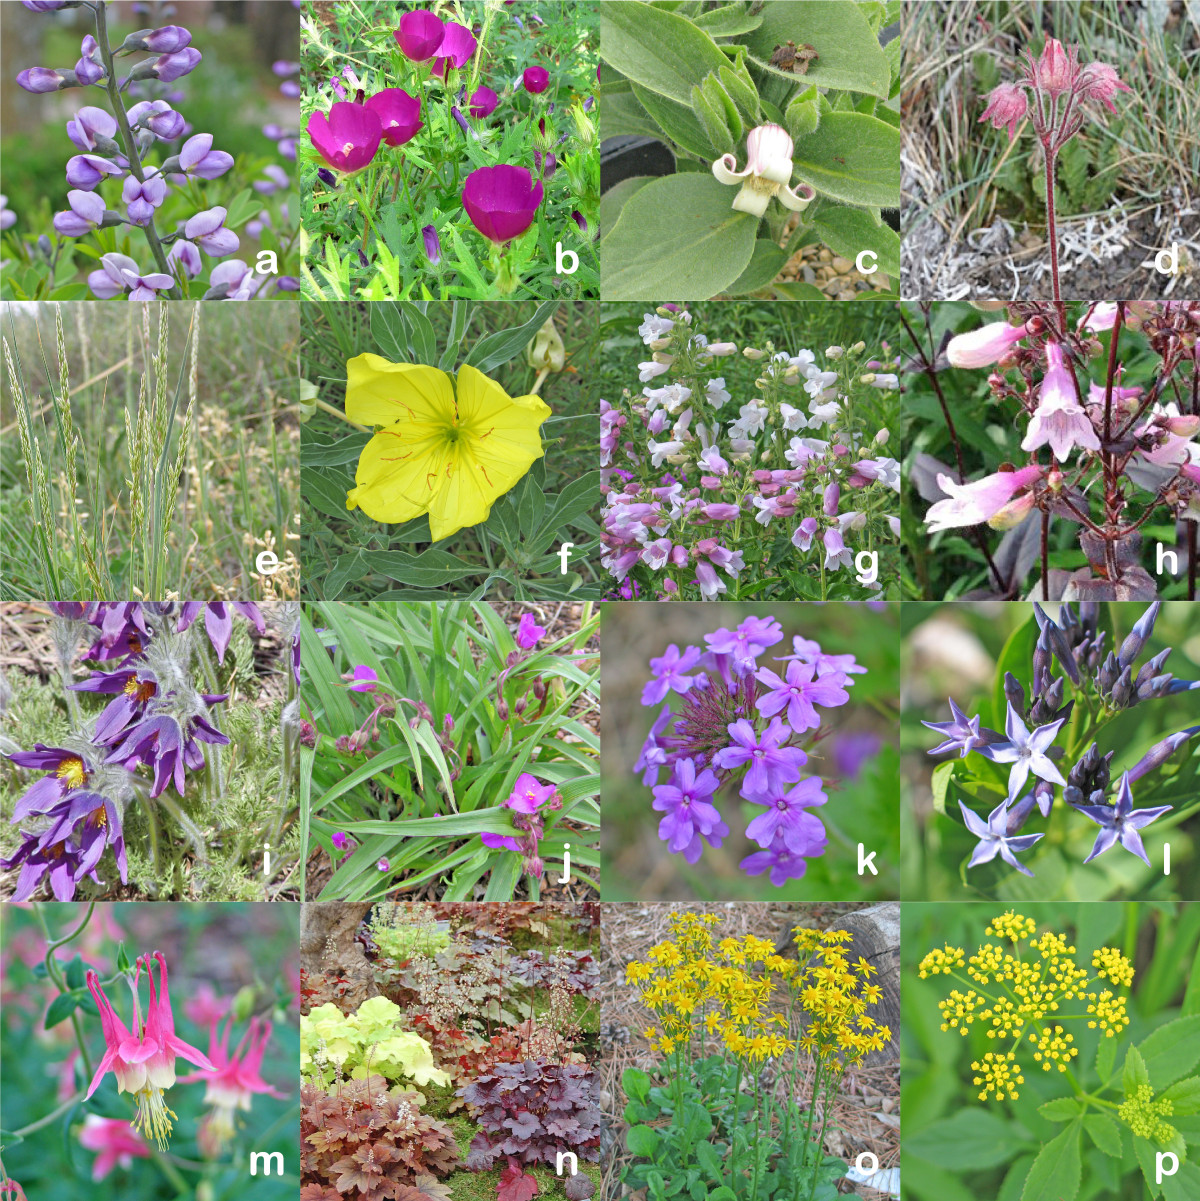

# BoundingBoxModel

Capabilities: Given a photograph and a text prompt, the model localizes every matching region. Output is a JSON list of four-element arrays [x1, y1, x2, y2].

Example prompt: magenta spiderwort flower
[[754, 659, 849, 734], [946, 320, 1030, 367], [711, 123, 815, 218], [461, 165, 543, 243], [331, 831, 349, 852], [422, 224, 441, 265], [469, 85, 499, 118], [178, 133, 234, 180], [176, 601, 265, 663], [306, 102, 382, 173], [183, 206, 239, 256], [347, 666, 378, 692], [66, 106, 117, 152], [959, 798, 1044, 876], [377, 858, 391, 872], [432, 21, 477, 74], [122, 174, 168, 226], [1074, 772, 1171, 867], [65, 154, 123, 190], [926, 464, 1043, 533], [53, 190, 107, 237], [85, 952, 216, 1149], [523, 66, 550, 94], [505, 773, 557, 814], [1021, 341, 1100, 462], [78, 1117, 149, 1181], [394, 9, 446, 61], [87, 253, 175, 301], [515, 613, 546, 648], [365, 88, 422, 146]]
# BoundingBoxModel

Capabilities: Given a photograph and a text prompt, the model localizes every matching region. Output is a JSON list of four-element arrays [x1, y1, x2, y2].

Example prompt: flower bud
[[825, 346, 844, 359], [874, 429, 890, 445], [742, 347, 764, 360], [708, 342, 736, 356]]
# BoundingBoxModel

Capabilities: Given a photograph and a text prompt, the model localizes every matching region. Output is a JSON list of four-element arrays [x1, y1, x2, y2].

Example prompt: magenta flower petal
[[461, 164, 543, 243], [365, 88, 422, 147], [433, 21, 477, 69], [394, 9, 445, 61], [469, 85, 499, 118], [307, 102, 382, 173], [523, 66, 550, 94]]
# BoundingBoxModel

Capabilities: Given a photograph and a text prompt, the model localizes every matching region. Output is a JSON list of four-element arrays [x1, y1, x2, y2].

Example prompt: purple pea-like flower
[[306, 102, 382, 173], [755, 659, 849, 734], [365, 88, 422, 147], [208, 259, 262, 300], [253, 164, 290, 194], [273, 59, 301, 77], [461, 165, 543, 242], [652, 758, 726, 859], [515, 612, 546, 648], [642, 643, 703, 706], [744, 777, 827, 855], [394, 9, 446, 62], [65, 154, 123, 190], [179, 132, 234, 179], [1074, 772, 1171, 867], [53, 190, 106, 237], [176, 601, 265, 663], [66, 105, 117, 152], [74, 34, 105, 85], [572, 210, 588, 235], [469, 85, 499, 118], [122, 174, 168, 226], [17, 67, 72, 94], [153, 47, 202, 82], [168, 238, 202, 277], [183, 206, 239, 256], [960, 798, 1044, 876], [143, 26, 192, 53], [523, 66, 550, 94], [86, 253, 174, 301], [127, 99, 186, 141], [432, 21, 477, 73], [713, 717, 807, 799], [422, 224, 441, 265]]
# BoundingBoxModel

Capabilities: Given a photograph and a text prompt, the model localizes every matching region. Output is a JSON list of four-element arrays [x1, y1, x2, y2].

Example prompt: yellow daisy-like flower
[[344, 355, 550, 540]]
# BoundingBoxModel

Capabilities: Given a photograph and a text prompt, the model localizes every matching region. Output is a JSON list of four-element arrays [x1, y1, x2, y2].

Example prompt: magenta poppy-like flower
[[515, 613, 546, 648], [179, 133, 234, 180], [432, 21, 477, 74], [307, 101, 382, 173], [53, 190, 106, 237], [523, 66, 550, 94], [461, 164, 543, 243], [122, 174, 168, 226], [365, 88, 422, 147], [394, 8, 445, 61], [469, 85, 499, 118]]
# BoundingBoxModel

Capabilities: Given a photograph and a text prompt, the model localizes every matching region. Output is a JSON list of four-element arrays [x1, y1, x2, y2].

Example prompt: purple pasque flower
[[523, 66, 550, 94], [651, 758, 727, 860], [432, 21, 477, 74], [346, 666, 378, 692], [469, 86, 499, 118], [1074, 772, 1171, 867], [106, 708, 230, 798], [66, 106, 117, 152], [713, 717, 806, 799], [923, 697, 995, 757], [739, 830, 812, 886], [152, 47, 202, 82], [86, 253, 174, 301], [168, 238, 202, 277], [1020, 341, 1100, 462], [179, 133, 234, 180], [461, 165, 543, 243], [65, 154, 123, 190], [183, 206, 239, 256], [17, 67, 74, 94], [127, 99, 186, 141], [394, 9, 446, 61], [70, 667, 159, 744], [176, 602, 265, 664], [53, 190, 107, 237], [365, 88, 422, 147], [422, 224, 441, 266], [516, 613, 546, 648], [755, 659, 849, 734], [642, 643, 704, 705], [505, 773, 557, 815], [122, 173, 168, 226], [983, 700, 1067, 801], [306, 102, 382, 173], [960, 798, 1044, 876], [744, 776, 827, 854], [6, 744, 95, 821]]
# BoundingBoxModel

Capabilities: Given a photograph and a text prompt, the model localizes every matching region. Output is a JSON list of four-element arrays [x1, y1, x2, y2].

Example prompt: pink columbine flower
[[946, 320, 1029, 367], [85, 952, 215, 1148], [177, 1017, 284, 1153], [78, 1116, 150, 1181], [515, 613, 546, 648], [979, 82, 1028, 140], [1021, 342, 1100, 462], [926, 464, 1043, 533], [711, 124, 815, 218], [183, 982, 230, 1029]]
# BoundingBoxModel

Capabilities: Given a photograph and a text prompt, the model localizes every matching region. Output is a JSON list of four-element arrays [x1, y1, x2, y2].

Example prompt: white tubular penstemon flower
[[707, 342, 737, 356], [712, 124, 815, 217]]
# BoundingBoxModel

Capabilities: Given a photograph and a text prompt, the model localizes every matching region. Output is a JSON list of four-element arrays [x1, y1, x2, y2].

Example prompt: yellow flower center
[[56, 757, 88, 789]]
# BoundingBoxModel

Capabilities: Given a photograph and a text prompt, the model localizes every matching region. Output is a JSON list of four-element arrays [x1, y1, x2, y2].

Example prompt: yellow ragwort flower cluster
[[922, 911, 1136, 1101], [623, 913, 889, 1075], [1119, 1084, 1178, 1144]]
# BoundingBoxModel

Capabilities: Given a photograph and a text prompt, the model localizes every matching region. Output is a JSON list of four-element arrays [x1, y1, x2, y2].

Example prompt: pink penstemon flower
[[85, 951, 215, 1148]]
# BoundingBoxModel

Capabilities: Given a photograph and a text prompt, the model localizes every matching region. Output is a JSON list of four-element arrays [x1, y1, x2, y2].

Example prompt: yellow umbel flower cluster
[[1119, 1084, 1178, 1144], [923, 910, 1136, 1102]]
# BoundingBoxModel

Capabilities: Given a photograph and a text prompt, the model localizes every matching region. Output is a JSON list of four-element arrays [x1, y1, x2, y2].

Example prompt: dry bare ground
[[597, 902, 899, 1200]]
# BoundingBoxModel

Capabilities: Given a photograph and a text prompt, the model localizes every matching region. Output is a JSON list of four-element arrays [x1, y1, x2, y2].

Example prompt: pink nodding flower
[[85, 952, 215, 1149], [1077, 62, 1132, 114], [946, 320, 1029, 368], [78, 1116, 150, 1181], [1033, 37, 1076, 96], [979, 82, 1028, 140], [1021, 342, 1100, 463], [926, 465, 1043, 533]]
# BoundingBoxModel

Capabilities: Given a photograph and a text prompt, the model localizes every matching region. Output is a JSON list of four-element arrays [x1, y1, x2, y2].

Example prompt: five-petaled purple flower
[[1074, 772, 1171, 867], [652, 758, 727, 862], [984, 701, 1067, 801], [642, 643, 703, 705], [744, 777, 827, 854], [922, 697, 998, 757], [347, 666, 378, 692], [754, 659, 849, 734], [960, 798, 1044, 876], [515, 613, 546, 649], [712, 717, 806, 799]]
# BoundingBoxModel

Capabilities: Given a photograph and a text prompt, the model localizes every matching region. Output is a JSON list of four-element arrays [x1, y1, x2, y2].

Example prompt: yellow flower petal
[[344, 355, 456, 427]]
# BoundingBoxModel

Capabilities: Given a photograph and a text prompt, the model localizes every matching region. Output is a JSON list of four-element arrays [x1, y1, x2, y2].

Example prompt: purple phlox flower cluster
[[602, 308, 900, 600], [930, 600, 1194, 880], [480, 771, 562, 878], [636, 617, 863, 885]]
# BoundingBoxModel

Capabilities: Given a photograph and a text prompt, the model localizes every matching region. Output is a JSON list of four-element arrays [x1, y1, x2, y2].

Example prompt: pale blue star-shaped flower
[[960, 799, 1044, 876], [1073, 772, 1171, 867], [983, 700, 1067, 800]]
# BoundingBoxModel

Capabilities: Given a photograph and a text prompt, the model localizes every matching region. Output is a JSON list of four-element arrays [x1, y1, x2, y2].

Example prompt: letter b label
[[555, 242, 578, 274]]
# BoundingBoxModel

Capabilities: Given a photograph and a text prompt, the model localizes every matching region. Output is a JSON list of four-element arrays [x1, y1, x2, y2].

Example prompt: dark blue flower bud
[[1135, 648, 1172, 689], [1128, 726, 1200, 782], [1004, 671, 1026, 716], [1118, 600, 1161, 669], [1111, 665, 1134, 709]]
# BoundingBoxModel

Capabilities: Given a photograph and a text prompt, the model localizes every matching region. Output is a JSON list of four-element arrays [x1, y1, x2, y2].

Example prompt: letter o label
[[855, 1152, 879, 1173]]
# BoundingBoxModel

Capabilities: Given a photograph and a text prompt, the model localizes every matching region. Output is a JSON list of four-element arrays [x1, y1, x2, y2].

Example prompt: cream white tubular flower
[[712, 124, 815, 217]]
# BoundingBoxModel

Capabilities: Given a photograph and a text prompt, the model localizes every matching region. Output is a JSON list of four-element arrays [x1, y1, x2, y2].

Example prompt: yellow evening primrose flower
[[343, 355, 551, 540]]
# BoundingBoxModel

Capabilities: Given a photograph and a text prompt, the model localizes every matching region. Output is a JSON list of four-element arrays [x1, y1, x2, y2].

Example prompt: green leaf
[[1096, 1027, 1118, 1083], [633, 85, 722, 160], [1124, 1044, 1151, 1099], [691, 82, 736, 157], [811, 206, 900, 279], [600, 0, 732, 106], [695, 1140, 724, 1181], [1083, 1112, 1122, 1157], [905, 1109, 1027, 1171], [464, 301, 561, 374], [541, 471, 600, 533], [628, 1124, 661, 1157], [602, 90, 668, 142], [371, 302, 410, 362], [792, 113, 899, 208], [623, 1068, 653, 1105], [358, 549, 478, 588], [1162, 1159, 1200, 1201], [931, 759, 957, 818], [1160, 1075, 1200, 1114], [717, 63, 760, 123], [601, 173, 757, 300], [601, 175, 657, 235], [693, 3, 764, 36], [724, 240, 788, 294], [745, 0, 890, 97], [45, 991, 80, 1029], [64, 955, 86, 991], [1133, 1133, 1165, 1198], [1019, 1122, 1081, 1201], [1139, 1017, 1200, 1089], [1038, 1097, 1084, 1122], [400, 302, 438, 366]]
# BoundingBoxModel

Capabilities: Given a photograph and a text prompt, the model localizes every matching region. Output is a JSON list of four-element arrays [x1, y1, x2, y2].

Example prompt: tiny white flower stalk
[[712, 124, 815, 218]]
